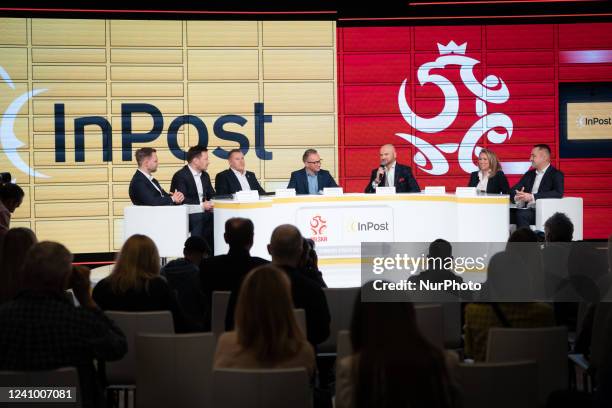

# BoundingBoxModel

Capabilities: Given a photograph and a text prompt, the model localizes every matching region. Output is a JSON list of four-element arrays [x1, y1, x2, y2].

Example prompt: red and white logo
[[310, 215, 328, 242]]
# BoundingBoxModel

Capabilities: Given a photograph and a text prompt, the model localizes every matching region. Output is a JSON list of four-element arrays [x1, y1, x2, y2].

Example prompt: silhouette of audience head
[[268, 224, 303, 267], [0, 227, 37, 303], [183, 236, 210, 264], [224, 217, 254, 251], [428, 239, 453, 270], [110, 234, 160, 292], [350, 283, 456, 407], [235, 264, 306, 362], [0, 182, 24, 214], [298, 238, 318, 272], [508, 227, 538, 243], [544, 212, 574, 242], [22, 241, 73, 293]]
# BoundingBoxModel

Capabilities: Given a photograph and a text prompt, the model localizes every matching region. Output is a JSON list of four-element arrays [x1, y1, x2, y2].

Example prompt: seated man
[[0, 242, 127, 408], [129, 147, 184, 206], [287, 149, 338, 194], [510, 144, 564, 228], [365, 144, 420, 193], [170, 146, 215, 247], [214, 149, 266, 196]]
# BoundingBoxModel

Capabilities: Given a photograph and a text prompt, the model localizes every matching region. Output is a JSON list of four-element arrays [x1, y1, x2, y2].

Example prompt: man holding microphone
[[365, 144, 420, 193]]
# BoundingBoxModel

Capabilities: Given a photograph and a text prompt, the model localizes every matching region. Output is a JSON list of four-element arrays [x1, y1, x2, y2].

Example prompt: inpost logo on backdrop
[[2, 65, 273, 179]]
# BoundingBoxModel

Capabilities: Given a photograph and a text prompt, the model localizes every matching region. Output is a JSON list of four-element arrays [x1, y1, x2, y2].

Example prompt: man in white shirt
[[129, 147, 184, 206], [170, 146, 215, 246], [510, 144, 564, 228], [214, 149, 266, 196], [364, 144, 420, 193]]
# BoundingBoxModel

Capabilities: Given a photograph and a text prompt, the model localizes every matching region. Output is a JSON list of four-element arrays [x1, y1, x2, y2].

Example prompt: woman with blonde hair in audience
[[214, 264, 315, 376], [93, 234, 194, 332], [0, 227, 37, 304], [336, 283, 460, 408], [467, 148, 510, 194]]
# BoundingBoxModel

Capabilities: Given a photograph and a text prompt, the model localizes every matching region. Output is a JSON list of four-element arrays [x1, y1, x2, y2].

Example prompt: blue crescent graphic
[[1, 75, 49, 179]]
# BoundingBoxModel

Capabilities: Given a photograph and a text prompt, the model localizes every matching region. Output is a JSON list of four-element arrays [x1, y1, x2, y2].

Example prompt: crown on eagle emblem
[[437, 41, 467, 55]]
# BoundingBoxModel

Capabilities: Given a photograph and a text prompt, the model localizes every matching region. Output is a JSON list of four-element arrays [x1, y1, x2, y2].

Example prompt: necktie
[[151, 178, 163, 196]]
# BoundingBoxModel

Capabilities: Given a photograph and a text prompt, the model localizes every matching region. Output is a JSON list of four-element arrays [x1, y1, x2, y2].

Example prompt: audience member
[[0, 227, 37, 304], [0, 182, 24, 237], [336, 285, 460, 408], [297, 238, 327, 288], [214, 264, 315, 376], [161, 236, 211, 331], [0, 241, 127, 408], [93, 234, 195, 333], [225, 225, 331, 346]]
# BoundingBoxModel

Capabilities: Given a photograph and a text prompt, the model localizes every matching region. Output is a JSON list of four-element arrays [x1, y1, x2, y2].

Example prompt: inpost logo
[[348, 220, 390, 232], [1, 65, 274, 179], [577, 114, 612, 128]]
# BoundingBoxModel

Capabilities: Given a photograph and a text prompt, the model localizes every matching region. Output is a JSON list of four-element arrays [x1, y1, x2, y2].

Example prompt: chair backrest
[[457, 361, 538, 408], [486, 326, 568, 405], [414, 304, 445, 349], [212, 368, 311, 408], [123, 205, 189, 257], [589, 302, 612, 371], [212, 291, 231, 338], [319, 288, 359, 354], [0, 367, 81, 408], [136, 333, 216, 408], [535, 197, 583, 240], [105, 311, 174, 385], [293, 308, 307, 337], [337, 330, 353, 362]]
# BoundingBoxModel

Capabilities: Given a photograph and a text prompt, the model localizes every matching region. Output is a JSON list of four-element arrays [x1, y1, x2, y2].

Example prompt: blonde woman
[[467, 148, 510, 194], [93, 234, 193, 332], [214, 264, 315, 377]]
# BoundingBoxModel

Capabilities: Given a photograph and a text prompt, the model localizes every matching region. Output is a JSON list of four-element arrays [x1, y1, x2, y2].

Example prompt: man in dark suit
[[214, 149, 266, 196], [365, 144, 420, 193], [287, 149, 338, 194], [510, 144, 564, 228], [129, 147, 184, 206], [203, 218, 268, 317], [170, 146, 215, 247], [225, 224, 331, 347]]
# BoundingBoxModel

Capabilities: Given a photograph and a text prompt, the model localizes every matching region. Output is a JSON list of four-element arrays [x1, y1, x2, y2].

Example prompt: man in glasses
[[287, 149, 338, 195]]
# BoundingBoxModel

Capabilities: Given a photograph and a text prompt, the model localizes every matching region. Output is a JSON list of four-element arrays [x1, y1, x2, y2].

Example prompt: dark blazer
[[364, 163, 420, 193], [225, 263, 331, 347], [468, 170, 510, 194], [170, 165, 215, 204], [201, 248, 269, 298], [510, 165, 564, 203], [214, 168, 266, 196], [128, 170, 173, 206], [287, 168, 338, 195]]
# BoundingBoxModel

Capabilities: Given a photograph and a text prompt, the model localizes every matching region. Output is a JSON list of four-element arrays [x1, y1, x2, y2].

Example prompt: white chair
[[486, 326, 568, 405], [535, 197, 583, 240], [0, 367, 81, 408], [415, 304, 445, 349], [319, 288, 359, 354], [104, 311, 174, 385], [212, 368, 312, 408], [123, 205, 190, 257], [136, 333, 215, 408], [337, 330, 352, 362], [212, 291, 231, 338], [457, 361, 538, 408]]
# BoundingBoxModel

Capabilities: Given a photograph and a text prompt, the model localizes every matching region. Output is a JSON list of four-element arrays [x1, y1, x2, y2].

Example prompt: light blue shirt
[[307, 173, 319, 195]]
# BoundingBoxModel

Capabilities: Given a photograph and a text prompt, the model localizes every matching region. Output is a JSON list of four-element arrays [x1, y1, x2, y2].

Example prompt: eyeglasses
[[306, 160, 322, 165]]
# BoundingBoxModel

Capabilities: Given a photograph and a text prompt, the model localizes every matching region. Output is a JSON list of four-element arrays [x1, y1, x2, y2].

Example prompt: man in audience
[[365, 144, 420, 193], [170, 146, 215, 247], [0, 182, 24, 237], [203, 218, 268, 301], [214, 149, 266, 196], [0, 241, 127, 408], [287, 149, 338, 195], [161, 236, 211, 331], [129, 147, 184, 206], [510, 144, 564, 228]]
